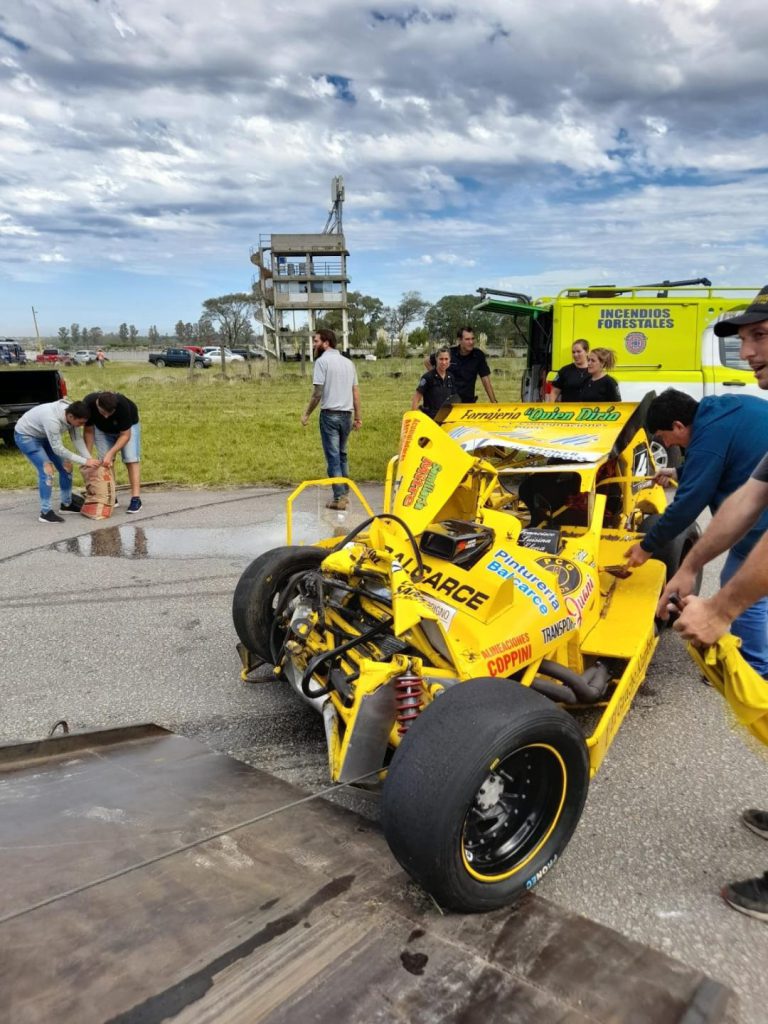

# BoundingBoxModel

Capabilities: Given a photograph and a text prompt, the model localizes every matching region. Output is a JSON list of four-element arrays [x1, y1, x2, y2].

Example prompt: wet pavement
[[0, 483, 765, 1022], [50, 516, 345, 560]]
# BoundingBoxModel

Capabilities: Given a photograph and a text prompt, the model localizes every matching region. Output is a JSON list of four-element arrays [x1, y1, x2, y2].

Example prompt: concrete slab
[[0, 727, 732, 1024]]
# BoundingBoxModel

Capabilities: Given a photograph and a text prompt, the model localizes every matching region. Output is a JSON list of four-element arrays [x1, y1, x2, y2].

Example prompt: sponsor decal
[[399, 417, 419, 461], [482, 632, 533, 674], [402, 456, 442, 510], [486, 548, 560, 615], [625, 331, 647, 354], [456, 405, 621, 425], [576, 405, 621, 422], [525, 854, 558, 890], [458, 409, 524, 422], [605, 628, 656, 742], [525, 407, 578, 423], [535, 556, 583, 596], [481, 632, 531, 660], [573, 548, 596, 566], [419, 593, 457, 630], [631, 443, 653, 493], [420, 571, 489, 610], [388, 549, 490, 611], [518, 528, 561, 554], [596, 307, 674, 330], [541, 617, 575, 644], [564, 575, 595, 625], [395, 581, 428, 602]]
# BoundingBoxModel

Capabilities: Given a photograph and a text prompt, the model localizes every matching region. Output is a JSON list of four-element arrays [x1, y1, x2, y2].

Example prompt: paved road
[[1, 484, 765, 1022]]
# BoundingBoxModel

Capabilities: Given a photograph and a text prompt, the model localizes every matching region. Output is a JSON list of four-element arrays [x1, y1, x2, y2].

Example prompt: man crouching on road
[[14, 399, 101, 523], [301, 329, 362, 511]]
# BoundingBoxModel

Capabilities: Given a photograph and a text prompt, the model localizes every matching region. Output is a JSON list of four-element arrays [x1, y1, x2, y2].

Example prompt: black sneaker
[[60, 502, 81, 514], [39, 510, 64, 524], [721, 872, 768, 921], [743, 809, 768, 840], [127, 497, 142, 514]]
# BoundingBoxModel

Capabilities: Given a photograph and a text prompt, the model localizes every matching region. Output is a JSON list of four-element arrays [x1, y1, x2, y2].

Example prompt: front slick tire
[[232, 546, 325, 662], [381, 679, 589, 913]]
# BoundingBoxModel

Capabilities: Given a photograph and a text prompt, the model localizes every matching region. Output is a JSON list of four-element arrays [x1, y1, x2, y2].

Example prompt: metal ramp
[[0, 726, 733, 1024]]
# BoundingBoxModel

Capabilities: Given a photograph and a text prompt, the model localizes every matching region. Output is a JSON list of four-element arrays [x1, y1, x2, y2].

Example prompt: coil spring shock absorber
[[395, 664, 423, 735]]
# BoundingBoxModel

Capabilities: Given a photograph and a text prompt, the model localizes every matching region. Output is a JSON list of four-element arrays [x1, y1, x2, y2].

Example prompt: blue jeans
[[319, 410, 352, 500], [721, 549, 768, 676], [14, 432, 73, 513]]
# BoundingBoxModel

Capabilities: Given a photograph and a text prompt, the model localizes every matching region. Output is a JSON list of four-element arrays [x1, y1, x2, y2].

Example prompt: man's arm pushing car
[[674, 529, 768, 647], [656, 475, 768, 620], [625, 444, 724, 568]]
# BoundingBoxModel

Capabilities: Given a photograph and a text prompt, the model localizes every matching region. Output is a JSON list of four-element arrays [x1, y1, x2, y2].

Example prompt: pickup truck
[[35, 348, 74, 365], [0, 368, 68, 447], [148, 348, 212, 368]]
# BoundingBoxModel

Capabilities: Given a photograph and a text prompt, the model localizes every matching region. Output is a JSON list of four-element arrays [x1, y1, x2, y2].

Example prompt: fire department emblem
[[624, 331, 647, 354]]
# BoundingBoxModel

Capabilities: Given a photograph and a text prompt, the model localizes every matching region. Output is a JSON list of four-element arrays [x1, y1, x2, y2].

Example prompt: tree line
[[54, 289, 529, 353]]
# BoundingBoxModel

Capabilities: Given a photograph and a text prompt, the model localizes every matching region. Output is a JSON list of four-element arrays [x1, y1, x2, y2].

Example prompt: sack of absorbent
[[80, 466, 116, 520]]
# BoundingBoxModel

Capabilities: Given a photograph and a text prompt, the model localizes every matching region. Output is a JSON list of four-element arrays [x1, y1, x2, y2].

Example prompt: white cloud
[[0, 0, 767, 330]]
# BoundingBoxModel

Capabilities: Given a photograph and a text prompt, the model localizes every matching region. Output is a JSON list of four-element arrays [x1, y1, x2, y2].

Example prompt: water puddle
[[51, 510, 361, 559]]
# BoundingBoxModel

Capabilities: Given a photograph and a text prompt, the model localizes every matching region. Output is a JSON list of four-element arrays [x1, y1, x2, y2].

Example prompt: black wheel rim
[[462, 744, 566, 881], [268, 570, 309, 662]]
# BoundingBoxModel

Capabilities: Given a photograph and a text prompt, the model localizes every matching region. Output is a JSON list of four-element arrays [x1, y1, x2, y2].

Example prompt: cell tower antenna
[[323, 176, 345, 234]]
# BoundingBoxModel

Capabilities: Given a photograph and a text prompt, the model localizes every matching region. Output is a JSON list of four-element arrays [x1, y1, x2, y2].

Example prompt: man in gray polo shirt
[[301, 328, 362, 510]]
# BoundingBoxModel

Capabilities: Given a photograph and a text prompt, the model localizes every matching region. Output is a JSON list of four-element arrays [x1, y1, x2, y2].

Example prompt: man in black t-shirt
[[425, 326, 496, 403], [83, 391, 143, 513]]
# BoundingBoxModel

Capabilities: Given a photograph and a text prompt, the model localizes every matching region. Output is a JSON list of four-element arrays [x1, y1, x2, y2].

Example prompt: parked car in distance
[[181, 345, 205, 355], [148, 348, 212, 368], [73, 350, 98, 365], [36, 348, 78, 365], [0, 341, 28, 364], [231, 346, 266, 360], [203, 347, 245, 362]]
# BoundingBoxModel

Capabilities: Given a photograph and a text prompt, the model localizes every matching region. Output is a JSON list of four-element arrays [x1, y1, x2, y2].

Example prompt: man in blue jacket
[[625, 388, 768, 674]]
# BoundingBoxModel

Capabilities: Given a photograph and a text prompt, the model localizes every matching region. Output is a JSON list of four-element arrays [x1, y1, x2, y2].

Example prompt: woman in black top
[[548, 339, 590, 401], [579, 347, 621, 402], [412, 346, 457, 418]]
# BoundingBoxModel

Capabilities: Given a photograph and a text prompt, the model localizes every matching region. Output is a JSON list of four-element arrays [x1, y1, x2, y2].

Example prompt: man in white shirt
[[14, 399, 100, 523], [300, 329, 362, 510]]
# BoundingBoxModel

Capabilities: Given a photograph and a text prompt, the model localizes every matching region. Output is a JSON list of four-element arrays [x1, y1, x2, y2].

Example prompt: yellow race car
[[233, 396, 700, 912]]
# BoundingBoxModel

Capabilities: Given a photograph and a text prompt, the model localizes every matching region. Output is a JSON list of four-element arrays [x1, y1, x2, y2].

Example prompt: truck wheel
[[650, 441, 682, 470], [1, 429, 16, 449], [232, 546, 325, 662], [194, 359, 204, 368], [155, 358, 165, 368], [381, 679, 589, 913]]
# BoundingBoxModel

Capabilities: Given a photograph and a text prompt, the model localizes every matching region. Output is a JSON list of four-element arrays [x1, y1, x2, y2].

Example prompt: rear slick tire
[[381, 678, 589, 913], [232, 545, 325, 662]]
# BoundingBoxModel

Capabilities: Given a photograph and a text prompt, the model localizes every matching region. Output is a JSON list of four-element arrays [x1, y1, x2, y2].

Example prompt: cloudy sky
[[1, 0, 767, 337]]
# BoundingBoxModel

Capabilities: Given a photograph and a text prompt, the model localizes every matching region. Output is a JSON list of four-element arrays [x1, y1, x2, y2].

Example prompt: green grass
[[0, 358, 526, 489]]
